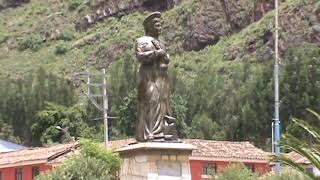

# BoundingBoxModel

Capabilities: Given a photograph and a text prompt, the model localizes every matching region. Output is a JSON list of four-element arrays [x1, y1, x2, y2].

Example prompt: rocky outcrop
[[0, 0, 29, 10], [181, 0, 274, 51], [75, 0, 175, 32]]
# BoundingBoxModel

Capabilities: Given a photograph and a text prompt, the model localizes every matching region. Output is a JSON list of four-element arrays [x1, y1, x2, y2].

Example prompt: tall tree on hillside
[[31, 102, 96, 145]]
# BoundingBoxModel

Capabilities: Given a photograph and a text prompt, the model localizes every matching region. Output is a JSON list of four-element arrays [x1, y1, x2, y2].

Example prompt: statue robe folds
[[135, 36, 175, 142]]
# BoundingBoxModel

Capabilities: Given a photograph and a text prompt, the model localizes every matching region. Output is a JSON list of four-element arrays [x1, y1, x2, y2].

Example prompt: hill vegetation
[[0, 0, 319, 149]]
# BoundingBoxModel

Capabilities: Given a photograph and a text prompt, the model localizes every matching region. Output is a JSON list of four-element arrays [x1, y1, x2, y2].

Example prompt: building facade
[[0, 139, 271, 180], [0, 143, 78, 180], [109, 139, 272, 180], [184, 139, 271, 180]]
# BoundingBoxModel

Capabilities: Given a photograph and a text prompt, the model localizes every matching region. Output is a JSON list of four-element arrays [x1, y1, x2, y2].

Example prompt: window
[[15, 168, 23, 180], [306, 167, 314, 174], [245, 163, 255, 172], [32, 167, 40, 179], [202, 163, 216, 175]]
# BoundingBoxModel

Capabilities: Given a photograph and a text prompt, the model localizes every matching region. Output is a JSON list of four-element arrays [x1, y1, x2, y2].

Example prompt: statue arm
[[136, 47, 157, 64]]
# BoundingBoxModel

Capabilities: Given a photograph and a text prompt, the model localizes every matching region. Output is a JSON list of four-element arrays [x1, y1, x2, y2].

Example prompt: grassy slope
[[0, 0, 316, 80]]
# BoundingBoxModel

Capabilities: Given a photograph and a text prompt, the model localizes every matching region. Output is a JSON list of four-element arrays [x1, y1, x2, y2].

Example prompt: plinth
[[116, 142, 196, 180]]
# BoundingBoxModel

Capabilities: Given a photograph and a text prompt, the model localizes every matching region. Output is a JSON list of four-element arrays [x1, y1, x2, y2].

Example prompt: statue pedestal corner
[[116, 142, 196, 180]]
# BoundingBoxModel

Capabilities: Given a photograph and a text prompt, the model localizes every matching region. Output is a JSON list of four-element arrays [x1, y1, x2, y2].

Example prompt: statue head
[[143, 12, 162, 38]]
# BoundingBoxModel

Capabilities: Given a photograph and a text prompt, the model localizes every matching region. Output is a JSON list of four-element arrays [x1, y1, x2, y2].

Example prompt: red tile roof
[[184, 139, 270, 162], [0, 142, 79, 168], [108, 138, 270, 162], [0, 139, 270, 168], [285, 151, 310, 165]]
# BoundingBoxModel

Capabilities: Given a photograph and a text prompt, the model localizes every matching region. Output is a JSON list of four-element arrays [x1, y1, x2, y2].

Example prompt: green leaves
[[31, 102, 96, 145], [16, 34, 43, 51], [216, 164, 258, 180], [36, 139, 120, 180], [274, 110, 320, 180]]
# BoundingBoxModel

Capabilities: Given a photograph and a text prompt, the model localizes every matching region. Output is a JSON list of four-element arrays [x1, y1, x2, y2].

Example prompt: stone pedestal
[[116, 142, 196, 180]]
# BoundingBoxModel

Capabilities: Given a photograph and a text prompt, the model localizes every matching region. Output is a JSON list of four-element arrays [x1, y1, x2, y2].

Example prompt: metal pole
[[102, 68, 109, 147], [271, 121, 274, 152], [274, 0, 281, 174]]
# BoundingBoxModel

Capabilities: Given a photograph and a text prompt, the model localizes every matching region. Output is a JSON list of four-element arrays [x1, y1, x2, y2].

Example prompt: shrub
[[57, 30, 75, 41], [54, 42, 68, 55], [216, 164, 258, 180], [36, 139, 121, 180], [17, 34, 43, 51], [262, 167, 309, 180], [36, 154, 117, 180], [69, 0, 82, 11]]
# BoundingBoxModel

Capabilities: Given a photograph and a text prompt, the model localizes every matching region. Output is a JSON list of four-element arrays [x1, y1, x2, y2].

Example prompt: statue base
[[116, 142, 196, 180]]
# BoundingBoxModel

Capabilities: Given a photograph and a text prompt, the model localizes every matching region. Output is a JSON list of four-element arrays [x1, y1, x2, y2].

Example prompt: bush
[[36, 155, 113, 180], [57, 30, 75, 41], [262, 167, 309, 180], [79, 139, 121, 171], [69, 0, 82, 10], [216, 164, 258, 180], [17, 34, 43, 51], [54, 42, 68, 55], [36, 139, 121, 180]]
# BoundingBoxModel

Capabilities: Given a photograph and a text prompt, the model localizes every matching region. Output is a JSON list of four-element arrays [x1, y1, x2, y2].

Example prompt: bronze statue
[[135, 12, 178, 142]]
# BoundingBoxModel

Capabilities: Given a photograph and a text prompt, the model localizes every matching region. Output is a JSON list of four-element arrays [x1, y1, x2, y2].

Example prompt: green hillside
[[0, 0, 319, 148]]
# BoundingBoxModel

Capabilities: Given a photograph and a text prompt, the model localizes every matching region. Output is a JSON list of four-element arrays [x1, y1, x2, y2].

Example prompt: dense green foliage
[[36, 139, 120, 180], [262, 169, 309, 180], [31, 102, 97, 145], [16, 34, 43, 51], [0, 119, 21, 143], [216, 164, 258, 180], [0, 68, 76, 145], [54, 42, 68, 55]]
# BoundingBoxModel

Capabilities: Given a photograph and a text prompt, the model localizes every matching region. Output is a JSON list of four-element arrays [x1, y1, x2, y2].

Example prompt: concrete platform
[[116, 142, 196, 180]]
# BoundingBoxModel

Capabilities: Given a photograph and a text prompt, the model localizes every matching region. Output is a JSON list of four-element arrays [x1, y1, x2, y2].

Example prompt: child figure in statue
[[135, 12, 178, 142]]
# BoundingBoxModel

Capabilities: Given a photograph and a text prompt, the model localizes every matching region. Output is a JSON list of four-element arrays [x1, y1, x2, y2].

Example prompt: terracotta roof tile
[[0, 142, 78, 167], [183, 139, 270, 161], [108, 138, 270, 161], [285, 151, 310, 164], [0, 139, 270, 168]]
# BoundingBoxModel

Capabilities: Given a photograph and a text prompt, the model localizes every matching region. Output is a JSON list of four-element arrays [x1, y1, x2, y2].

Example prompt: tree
[[36, 139, 121, 180], [0, 118, 21, 143], [274, 109, 320, 180], [170, 93, 190, 138], [0, 67, 77, 145], [190, 113, 226, 140], [31, 102, 96, 145], [216, 164, 258, 180]]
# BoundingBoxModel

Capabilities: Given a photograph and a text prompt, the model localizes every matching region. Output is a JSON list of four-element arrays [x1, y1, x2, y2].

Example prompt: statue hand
[[155, 49, 166, 57], [164, 55, 170, 64]]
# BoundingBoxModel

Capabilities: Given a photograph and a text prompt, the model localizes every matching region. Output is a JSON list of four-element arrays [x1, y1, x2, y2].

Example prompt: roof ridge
[[184, 139, 252, 144]]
